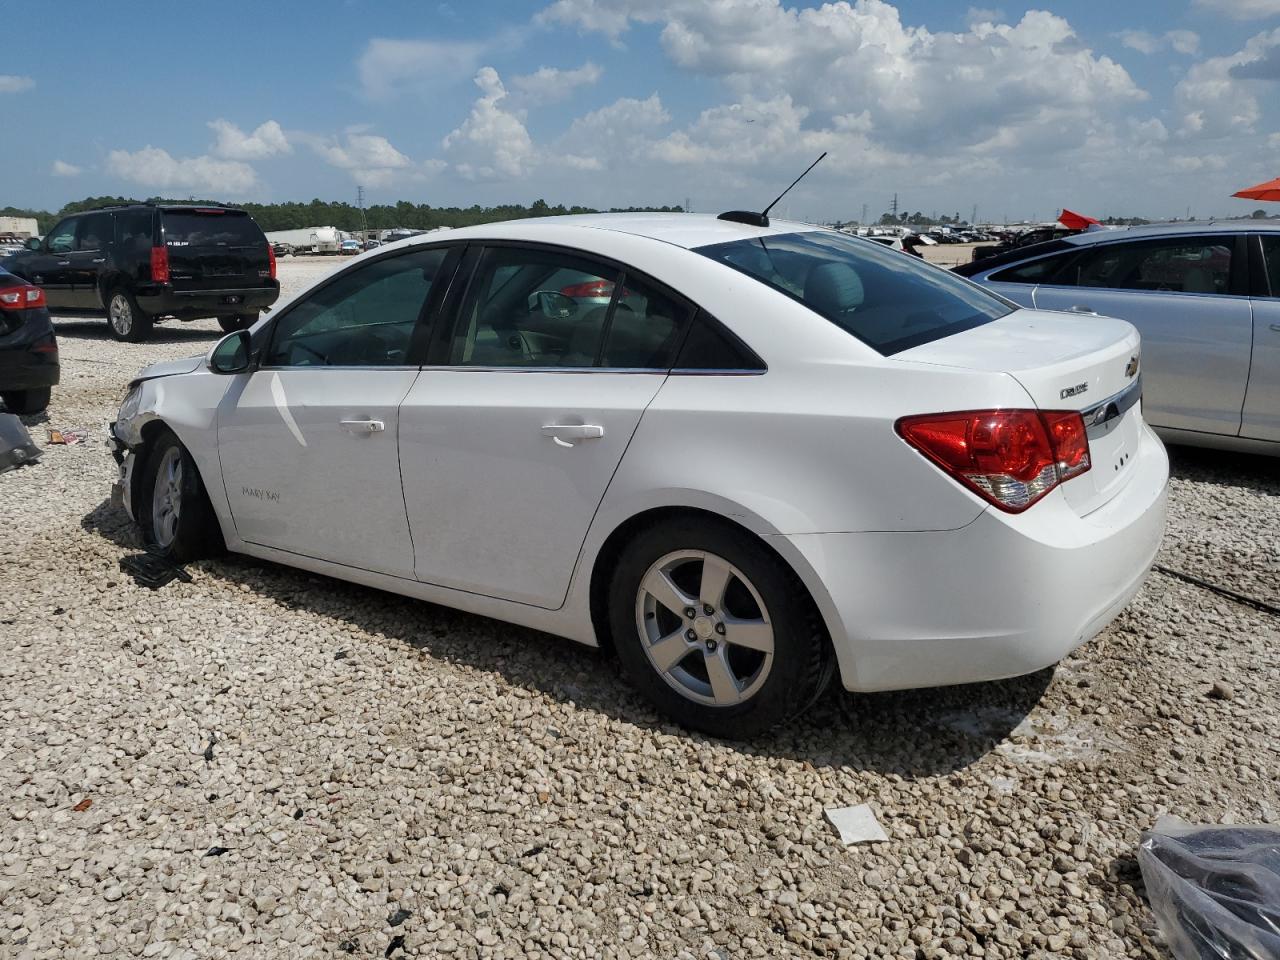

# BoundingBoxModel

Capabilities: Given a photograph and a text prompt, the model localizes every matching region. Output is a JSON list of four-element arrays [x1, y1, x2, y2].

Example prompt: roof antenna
[[718, 152, 828, 229]]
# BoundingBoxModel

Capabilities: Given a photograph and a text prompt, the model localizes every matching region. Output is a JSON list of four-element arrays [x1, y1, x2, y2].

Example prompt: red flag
[[1059, 209, 1101, 230]]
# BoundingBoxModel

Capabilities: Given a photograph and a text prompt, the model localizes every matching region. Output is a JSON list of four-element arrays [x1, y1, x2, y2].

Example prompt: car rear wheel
[[139, 429, 222, 563], [217, 313, 258, 333], [107, 287, 152, 343], [609, 517, 834, 738], [1, 387, 51, 415]]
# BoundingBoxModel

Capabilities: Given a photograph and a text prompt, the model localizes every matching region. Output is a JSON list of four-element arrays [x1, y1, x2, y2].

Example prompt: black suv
[[1, 203, 279, 342]]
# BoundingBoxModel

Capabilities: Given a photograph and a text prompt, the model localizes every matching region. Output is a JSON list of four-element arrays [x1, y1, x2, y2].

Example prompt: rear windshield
[[696, 230, 1013, 355], [162, 211, 264, 247]]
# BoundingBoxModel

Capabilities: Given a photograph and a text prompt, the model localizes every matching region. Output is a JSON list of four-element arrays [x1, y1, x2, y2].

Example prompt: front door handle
[[340, 418, 385, 434], [1270, 323, 1280, 333], [56, 261, 70, 266], [542, 423, 605, 447], [92, 258, 106, 264], [1069, 305, 1099, 316]]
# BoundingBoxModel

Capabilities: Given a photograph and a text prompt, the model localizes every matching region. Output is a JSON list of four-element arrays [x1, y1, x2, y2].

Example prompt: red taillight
[[896, 409, 1091, 513], [267, 242, 277, 280], [150, 246, 170, 284], [0, 285, 45, 311], [560, 279, 629, 299]]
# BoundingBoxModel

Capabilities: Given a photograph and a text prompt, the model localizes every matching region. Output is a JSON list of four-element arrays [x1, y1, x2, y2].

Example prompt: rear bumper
[[781, 423, 1169, 692], [136, 283, 279, 319], [0, 346, 59, 391]]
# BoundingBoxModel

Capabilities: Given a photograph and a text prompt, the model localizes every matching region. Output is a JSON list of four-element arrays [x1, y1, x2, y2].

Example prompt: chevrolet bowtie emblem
[[1125, 355, 1140, 378]]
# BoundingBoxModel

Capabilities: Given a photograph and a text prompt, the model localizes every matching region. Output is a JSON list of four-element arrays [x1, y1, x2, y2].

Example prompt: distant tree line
[[3, 197, 687, 235]]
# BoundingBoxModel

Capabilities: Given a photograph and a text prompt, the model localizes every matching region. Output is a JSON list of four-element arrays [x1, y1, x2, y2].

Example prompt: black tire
[[608, 517, 834, 738], [1, 387, 51, 415], [138, 428, 223, 563], [106, 286, 152, 343], [217, 313, 258, 334]]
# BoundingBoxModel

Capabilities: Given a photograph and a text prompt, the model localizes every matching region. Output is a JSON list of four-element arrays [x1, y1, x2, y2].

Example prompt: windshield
[[696, 230, 1013, 355], [162, 211, 264, 247]]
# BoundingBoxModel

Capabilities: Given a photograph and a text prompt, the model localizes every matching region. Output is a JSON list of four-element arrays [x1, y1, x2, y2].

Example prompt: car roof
[[1061, 219, 1280, 247], [411, 213, 826, 251]]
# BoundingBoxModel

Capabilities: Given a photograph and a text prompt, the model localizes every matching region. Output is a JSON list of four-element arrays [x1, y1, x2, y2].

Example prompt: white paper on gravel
[[824, 804, 889, 845]]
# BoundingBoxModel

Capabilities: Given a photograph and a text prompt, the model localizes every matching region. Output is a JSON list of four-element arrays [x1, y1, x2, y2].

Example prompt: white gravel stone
[[0, 258, 1277, 956]]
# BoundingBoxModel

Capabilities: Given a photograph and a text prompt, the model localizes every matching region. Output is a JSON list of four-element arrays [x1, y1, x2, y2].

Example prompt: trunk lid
[[160, 209, 271, 291], [896, 309, 1145, 517]]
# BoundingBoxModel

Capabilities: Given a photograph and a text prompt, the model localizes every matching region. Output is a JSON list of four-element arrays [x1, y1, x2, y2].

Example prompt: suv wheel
[[107, 287, 152, 343], [608, 517, 834, 738], [138, 429, 223, 563], [1, 388, 51, 415], [217, 313, 258, 333]]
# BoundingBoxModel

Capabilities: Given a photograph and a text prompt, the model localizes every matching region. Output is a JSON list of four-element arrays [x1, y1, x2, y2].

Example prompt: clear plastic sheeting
[[0, 413, 41, 474], [1138, 816, 1280, 960]]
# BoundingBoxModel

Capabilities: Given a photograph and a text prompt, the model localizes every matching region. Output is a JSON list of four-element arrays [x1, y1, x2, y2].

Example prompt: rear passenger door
[[1244, 235, 1280, 442], [70, 212, 112, 309], [398, 243, 692, 608], [1031, 234, 1252, 436]]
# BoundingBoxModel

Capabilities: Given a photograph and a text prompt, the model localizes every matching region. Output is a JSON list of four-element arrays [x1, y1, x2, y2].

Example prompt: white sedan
[[110, 213, 1168, 737]]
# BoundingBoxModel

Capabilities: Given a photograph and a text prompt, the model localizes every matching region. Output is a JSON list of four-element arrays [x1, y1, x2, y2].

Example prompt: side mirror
[[207, 329, 252, 374], [25, 237, 41, 251], [529, 290, 577, 319]]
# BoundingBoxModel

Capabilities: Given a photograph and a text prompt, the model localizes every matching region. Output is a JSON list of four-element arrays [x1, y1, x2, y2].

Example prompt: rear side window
[[1259, 236, 1280, 297], [598, 274, 690, 369], [162, 211, 264, 247], [674, 312, 765, 371], [1067, 237, 1236, 294], [697, 230, 1012, 355], [989, 251, 1080, 285], [115, 210, 154, 249]]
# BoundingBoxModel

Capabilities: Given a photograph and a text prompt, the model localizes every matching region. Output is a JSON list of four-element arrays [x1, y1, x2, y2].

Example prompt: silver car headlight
[[118, 383, 142, 422]]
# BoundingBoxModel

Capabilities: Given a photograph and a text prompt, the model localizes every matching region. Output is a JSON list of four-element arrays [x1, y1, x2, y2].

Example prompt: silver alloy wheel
[[150, 447, 183, 549], [109, 293, 133, 337], [635, 549, 774, 707]]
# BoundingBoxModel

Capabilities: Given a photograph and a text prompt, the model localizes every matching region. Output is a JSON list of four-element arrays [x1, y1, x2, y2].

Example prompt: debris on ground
[[118, 550, 193, 589], [45, 427, 90, 446], [1139, 817, 1280, 960], [824, 803, 890, 845], [0, 413, 41, 474]]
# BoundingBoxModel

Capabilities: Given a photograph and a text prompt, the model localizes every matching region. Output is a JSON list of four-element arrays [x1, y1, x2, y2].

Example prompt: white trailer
[[265, 226, 343, 255]]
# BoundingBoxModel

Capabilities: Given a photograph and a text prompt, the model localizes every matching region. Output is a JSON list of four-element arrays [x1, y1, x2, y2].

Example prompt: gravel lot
[[1, 256, 1278, 960]]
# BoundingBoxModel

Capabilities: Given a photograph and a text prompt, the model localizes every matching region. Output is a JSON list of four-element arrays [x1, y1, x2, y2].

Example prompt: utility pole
[[684, 196, 691, 214], [861, 203, 868, 225], [890, 193, 899, 221], [357, 185, 368, 240], [971, 204, 978, 226]]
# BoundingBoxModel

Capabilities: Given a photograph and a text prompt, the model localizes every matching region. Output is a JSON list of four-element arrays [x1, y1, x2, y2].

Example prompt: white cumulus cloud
[[208, 119, 291, 160], [302, 131, 413, 186], [51, 160, 83, 177], [106, 146, 258, 195], [511, 61, 603, 104], [0, 74, 34, 94], [1176, 28, 1280, 137], [443, 68, 536, 180], [1193, 0, 1280, 19], [1118, 29, 1201, 55], [357, 38, 485, 99]]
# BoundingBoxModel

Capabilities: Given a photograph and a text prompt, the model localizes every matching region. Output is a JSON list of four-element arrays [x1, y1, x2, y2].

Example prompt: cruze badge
[[1060, 383, 1089, 400], [1125, 355, 1140, 378]]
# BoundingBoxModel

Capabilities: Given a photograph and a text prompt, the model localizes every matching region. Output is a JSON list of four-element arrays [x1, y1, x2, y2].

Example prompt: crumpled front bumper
[[107, 421, 138, 520]]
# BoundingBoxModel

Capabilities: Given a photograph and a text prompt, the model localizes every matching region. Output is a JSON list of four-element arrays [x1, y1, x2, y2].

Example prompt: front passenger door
[[216, 245, 460, 577]]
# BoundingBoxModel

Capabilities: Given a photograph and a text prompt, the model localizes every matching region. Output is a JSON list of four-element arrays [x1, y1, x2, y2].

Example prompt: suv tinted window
[[163, 210, 264, 247], [698, 231, 1012, 355], [115, 210, 154, 249], [1260, 236, 1280, 297], [45, 218, 78, 254], [1068, 237, 1235, 294], [265, 247, 450, 367], [77, 213, 113, 252]]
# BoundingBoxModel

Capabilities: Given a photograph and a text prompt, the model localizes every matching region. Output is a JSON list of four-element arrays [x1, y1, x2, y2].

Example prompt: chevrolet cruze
[[110, 214, 1168, 736]]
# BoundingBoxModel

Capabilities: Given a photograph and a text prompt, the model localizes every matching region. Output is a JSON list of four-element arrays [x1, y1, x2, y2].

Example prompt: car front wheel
[[609, 517, 834, 738], [138, 429, 222, 563]]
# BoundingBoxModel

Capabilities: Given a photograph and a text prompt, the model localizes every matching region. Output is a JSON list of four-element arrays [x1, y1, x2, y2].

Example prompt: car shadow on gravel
[[81, 497, 1050, 777], [1165, 444, 1280, 496], [52, 318, 222, 345]]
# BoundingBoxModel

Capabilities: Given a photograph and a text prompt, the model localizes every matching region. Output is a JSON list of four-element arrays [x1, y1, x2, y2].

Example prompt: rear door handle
[[56, 261, 70, 266], [92, 258, 106, 264], [1070, 305, 1099, 316], [340, 419, 385, 434], [542, 423, 605, 447], [1271, 323, 1280, 333]]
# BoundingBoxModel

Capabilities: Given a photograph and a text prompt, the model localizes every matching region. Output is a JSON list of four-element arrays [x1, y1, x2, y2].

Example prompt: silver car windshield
[[696, 230, 1013, 355]]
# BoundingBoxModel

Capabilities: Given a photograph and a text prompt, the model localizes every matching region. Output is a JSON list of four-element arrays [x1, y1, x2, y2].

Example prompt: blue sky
[[4, 0, 1279, 222]]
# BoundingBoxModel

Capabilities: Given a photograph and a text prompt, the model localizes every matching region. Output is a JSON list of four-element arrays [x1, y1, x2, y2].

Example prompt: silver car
[[956, 222, 1280, 453]]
